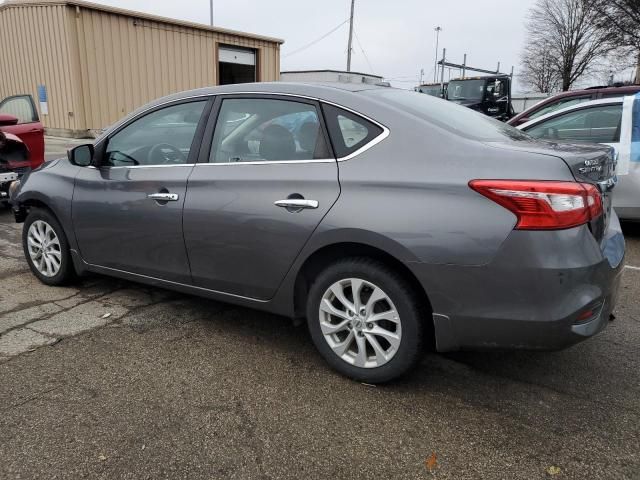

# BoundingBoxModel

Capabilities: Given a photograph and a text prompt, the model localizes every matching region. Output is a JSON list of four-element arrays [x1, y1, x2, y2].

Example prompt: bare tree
[[589, 0, 640, 83], [521, 40, 561, 92], [523, 0, 613, 91]]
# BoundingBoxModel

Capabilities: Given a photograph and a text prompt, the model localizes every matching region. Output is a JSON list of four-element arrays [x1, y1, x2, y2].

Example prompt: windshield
[[417, 85, 442, 97], [447, 79, 485, 102], [366, 88, 530, 142]]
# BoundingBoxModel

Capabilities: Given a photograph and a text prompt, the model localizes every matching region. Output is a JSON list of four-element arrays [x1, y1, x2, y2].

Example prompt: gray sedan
[[9, 82, 624, 383]]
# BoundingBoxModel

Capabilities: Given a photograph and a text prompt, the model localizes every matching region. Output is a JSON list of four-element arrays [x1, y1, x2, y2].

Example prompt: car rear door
[[182, 94, 340, 300], [72, 97, 212, 284], [522, 103, 623, 143], [0, 95, 44, 168]]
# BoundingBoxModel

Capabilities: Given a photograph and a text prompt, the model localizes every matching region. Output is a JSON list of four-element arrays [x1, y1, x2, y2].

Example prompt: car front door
[[183, 95, 340, 300], [72, 97, 211, 283], [0, 95, 45, 167]]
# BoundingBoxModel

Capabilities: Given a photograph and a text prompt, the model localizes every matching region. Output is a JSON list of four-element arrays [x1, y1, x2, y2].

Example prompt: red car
[[0, 94, 45, 168], [508, 84, 640, 126], [0, 94, 45, 202]]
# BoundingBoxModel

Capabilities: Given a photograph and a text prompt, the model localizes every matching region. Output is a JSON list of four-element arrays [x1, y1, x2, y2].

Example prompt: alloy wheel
[[27, 220, 62, 277], [319, 278, 402, 368]]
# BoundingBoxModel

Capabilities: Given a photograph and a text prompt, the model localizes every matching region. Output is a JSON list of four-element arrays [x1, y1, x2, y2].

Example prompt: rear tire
[[22, 208, 75, 286], [306, 257, 426, 383]]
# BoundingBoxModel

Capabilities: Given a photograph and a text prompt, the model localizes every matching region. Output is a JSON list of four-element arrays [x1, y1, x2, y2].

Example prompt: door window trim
[[94, 96, 214, 169], [92, 91, 390, 167], [197, 93, 336, 165], [197, 92, 389, 165]]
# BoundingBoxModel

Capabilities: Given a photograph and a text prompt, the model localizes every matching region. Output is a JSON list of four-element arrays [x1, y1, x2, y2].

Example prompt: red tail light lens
[[469, 180, 603, 230]]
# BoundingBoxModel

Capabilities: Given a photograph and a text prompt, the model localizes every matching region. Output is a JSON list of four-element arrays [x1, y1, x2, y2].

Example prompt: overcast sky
[[0, 0, 545, 90], [65, 0, 537, 91]]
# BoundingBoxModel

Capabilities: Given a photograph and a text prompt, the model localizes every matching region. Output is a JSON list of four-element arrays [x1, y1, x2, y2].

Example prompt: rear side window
[[322, 104, 383, 158], [209, 98, 329, 163]]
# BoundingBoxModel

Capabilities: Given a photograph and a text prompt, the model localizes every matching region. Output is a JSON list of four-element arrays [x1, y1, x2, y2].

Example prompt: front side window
[[209, 98, 329, 163], [528, 96, 592, 120], [105, 100, 207, 167], [0, 95, 37, 123], [525, 104, 623, 143], [322, 104, 383, 158]]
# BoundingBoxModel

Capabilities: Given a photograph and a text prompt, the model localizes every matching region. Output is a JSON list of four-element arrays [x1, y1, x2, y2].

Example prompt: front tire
[[22, 208, 75, 286], [306, 258, 426, 383]]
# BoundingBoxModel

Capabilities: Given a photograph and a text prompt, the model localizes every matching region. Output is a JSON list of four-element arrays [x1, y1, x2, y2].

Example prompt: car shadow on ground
[[621, 221, 640, 238]]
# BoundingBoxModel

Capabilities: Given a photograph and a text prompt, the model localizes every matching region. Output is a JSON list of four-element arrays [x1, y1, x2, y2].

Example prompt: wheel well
[[294, 242, 435, 349], [14, 199, 53, 223]]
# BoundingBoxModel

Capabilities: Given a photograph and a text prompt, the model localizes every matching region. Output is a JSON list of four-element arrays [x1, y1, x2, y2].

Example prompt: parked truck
[[415, 82, 447, 98], [446, 75, 514, 121]]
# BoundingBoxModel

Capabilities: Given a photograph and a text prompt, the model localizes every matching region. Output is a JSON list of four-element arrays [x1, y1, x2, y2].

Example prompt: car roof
[[153, 82, 387, 104], [516, 97, 624, 130]]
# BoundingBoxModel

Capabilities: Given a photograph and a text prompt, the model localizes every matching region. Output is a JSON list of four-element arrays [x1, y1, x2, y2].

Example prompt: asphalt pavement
[[1, 164, 639, 478]]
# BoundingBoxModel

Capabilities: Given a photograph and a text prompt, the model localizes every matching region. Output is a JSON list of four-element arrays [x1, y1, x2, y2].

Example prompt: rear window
[[366, 88, 529, 142]]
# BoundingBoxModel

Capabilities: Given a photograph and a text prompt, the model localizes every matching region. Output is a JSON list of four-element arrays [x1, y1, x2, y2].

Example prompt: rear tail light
[[469, 180, 603, 230]]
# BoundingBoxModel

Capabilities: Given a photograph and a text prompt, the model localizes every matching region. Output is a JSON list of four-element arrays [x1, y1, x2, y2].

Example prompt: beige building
[[0, 0, 283, 137]]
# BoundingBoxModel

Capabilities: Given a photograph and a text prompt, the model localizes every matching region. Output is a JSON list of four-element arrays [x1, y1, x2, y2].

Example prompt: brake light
[[469, 180, 603, 230]]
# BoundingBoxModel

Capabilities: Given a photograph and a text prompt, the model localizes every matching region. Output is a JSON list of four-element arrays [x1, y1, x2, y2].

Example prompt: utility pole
[[433, 26, 442, 82], [440, 48, 446, 92], [346, 0, 355, 72], [209, 0, 213, 26]]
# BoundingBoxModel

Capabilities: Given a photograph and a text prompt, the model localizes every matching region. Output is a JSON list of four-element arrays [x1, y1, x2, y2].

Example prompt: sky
[[1, 0, 543, 91], [49, 0, 537, 91]]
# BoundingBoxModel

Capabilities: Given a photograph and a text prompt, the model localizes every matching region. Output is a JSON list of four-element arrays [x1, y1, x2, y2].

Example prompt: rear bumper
[[413, 215, 625, 352]]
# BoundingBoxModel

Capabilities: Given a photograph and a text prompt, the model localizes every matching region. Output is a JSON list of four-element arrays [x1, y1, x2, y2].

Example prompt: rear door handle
[[274, 199, 319, 209], [147, 193, 179, 202]]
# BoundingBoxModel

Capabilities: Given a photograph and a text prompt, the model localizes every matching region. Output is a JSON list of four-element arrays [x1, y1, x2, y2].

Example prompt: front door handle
[[147, 192, 179, 202], [274, 199, 319, 209]]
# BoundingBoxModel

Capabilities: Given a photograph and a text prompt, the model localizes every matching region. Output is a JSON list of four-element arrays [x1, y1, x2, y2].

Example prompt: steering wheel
[[147, 143, 187, 165]]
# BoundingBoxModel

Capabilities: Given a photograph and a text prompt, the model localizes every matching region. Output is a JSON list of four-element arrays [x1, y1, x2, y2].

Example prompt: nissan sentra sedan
[[9, 82, 625, 383]]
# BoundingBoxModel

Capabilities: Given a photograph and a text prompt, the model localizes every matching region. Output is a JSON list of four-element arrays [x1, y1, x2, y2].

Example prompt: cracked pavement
[[1, 206, 639, 479]]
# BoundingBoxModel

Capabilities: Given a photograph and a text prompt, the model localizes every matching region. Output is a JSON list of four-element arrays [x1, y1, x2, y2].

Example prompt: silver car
[[516, 97, 639, 220], [10, 83, 624, 383]]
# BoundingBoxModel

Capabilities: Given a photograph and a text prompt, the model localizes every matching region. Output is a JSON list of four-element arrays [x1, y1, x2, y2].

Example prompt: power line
[[353, 29, 375, 73], [283, 19, 350, 58]]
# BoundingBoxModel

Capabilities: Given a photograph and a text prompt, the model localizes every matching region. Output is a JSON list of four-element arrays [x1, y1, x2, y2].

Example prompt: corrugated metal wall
[[75, 5, 281, 131], [0, 4, 80, 131], [0, 2, 281, 134]]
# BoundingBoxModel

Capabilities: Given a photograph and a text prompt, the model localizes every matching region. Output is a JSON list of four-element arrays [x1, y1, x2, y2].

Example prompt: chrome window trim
[[195, 159, 335, 167], [203, 92, 390, 165], [101, 163, 197, 169], [105, 90, 390, 167]]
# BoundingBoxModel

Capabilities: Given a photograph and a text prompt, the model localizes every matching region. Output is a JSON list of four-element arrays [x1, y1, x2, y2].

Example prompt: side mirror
[[0, 114, 19, 127], [68, 144, 94, 167]]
